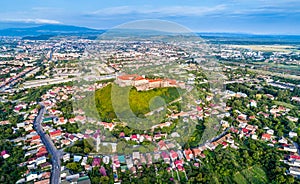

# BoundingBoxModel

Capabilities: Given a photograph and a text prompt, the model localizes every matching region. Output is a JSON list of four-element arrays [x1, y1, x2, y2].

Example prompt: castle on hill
[[115, 74, 184, 91]]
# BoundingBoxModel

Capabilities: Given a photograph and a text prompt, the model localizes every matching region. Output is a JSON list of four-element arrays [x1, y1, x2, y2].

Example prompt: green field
[[82, 83, 182, 122], [234, 166, 268, 184], [273, 100, 296, 109]]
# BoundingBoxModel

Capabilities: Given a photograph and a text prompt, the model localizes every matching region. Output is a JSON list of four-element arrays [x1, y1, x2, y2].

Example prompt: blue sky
[[1, 0, 300, 34]]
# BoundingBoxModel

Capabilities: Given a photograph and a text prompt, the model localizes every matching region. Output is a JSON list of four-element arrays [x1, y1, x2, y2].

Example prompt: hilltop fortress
[[115, 74, 185, 91]]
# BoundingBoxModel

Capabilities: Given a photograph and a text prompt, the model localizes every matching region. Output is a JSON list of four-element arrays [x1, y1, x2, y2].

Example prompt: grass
[[234, 166, 268, 184], [85, 83, 182, 123], [273, 100, 296, 109]]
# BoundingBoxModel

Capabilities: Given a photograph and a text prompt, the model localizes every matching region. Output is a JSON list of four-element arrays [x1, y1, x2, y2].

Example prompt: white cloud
[[1, 18, 62, 24], [89, 5, 227, 17]]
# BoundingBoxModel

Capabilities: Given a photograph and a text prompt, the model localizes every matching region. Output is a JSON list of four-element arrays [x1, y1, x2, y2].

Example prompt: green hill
[[82, 83, 182, 122]]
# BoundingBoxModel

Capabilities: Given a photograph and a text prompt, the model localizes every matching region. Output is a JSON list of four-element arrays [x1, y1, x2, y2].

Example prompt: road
[[33, 103, 61, 184]]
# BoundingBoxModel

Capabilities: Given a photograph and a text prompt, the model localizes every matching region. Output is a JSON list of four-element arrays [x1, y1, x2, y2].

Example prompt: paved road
[[33, 103, 61, 184]]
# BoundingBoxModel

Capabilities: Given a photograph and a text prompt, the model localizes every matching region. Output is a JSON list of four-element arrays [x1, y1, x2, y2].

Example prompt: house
[[113, 155, 120, 168], [26, 172, 38, 182], [266, 129, 274, 135], [170, 150, 178, 161], [37, 147, 48, 157], [125, 156, 133, 169], [265, 94, 274, 100], [66, 174, 80, 182], [161, 152, 170, 164], [63, 153, 70, 162], [55, 117, 67, 125], [205, 142, 216, 150], [1, 150, 10, 159], [174, 160, 184, 171], [250, 100, 257, 107], [36, 156, 47, 165], [278, 137, 288, 144], [289, 155, 300, 161], [118, 155, 126, 164], [289, 132, 298, 138], [131, 134, 138, 141], [251, 135, 258, 140], [34, 179, 50, 184], [192, 148, 201, 157], [49, 130, 62, 139], [74, 155, 82, 162], [132, 152, 140, 163], [153, 153, 161, 162], [119, 132, 125, 138], [27, 163, 36, 170], [81, 157, 87, 166], [283, 145, 297, 153], [261, 133, 271, 141], [140, 154, 146, 164], [151, 121, 172, 130], [237, 114, 247, 121], [289, 167, 300, 176], [184, 149, 194, 161], [154, 133, 163, 140], [92, 157, 101, 167], [287, 116, 299, 122], [40, 162, 52, 170], [103, 156, 110, 164], [157, 140, 168, 150]]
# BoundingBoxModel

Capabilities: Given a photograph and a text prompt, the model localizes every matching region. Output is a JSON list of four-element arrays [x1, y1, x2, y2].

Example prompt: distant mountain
[[197, 32, 300, 45], [0, 24, 105, 37]]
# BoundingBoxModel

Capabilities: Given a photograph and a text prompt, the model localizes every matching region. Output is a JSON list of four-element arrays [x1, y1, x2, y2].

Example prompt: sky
[[1, 0, 300, 34]]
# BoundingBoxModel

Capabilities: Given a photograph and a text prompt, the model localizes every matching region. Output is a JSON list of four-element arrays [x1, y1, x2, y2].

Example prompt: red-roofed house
[[49, 130, 62, 139], [184, 149, 194, 161], [158, 140, 168, 150], [170, 150, 178, 161], [261, 133, 271, 141]]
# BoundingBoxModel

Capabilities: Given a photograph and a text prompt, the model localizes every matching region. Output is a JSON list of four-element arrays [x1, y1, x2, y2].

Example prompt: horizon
[[1, 23, 300, 36], [1, 0, 300, 35]]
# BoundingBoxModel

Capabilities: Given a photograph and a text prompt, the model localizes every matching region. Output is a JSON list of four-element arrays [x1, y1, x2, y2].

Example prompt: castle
[[115, 74, 181, 91]]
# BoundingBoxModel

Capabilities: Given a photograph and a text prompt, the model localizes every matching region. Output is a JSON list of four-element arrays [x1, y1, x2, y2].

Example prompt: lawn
[[85, 83, 182, 122], [234, 166, 268, 184]]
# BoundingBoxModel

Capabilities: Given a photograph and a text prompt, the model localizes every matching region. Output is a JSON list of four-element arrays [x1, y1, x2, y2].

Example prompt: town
[[0, 32, 299, 184]]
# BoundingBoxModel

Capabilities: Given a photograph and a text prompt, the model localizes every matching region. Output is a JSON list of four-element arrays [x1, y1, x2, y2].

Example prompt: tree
[[99, 176, 109, 183], [66, 162, 78, 172], [84, 147, 91, 154]]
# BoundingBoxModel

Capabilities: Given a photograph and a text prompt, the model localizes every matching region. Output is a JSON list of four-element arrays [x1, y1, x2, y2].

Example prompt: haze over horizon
[[1, 0, 300, 34]]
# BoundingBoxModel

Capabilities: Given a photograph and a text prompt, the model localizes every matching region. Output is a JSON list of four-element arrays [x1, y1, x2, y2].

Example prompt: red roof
[[50, 130, 62, 137], [290, 155, 300, 160], [32, 135, 41, 140], [133, 76, 145, 81], [119, 132, 125, 138], [170, 150, 178, 159], [242, 128, 249, 133], [117, 74, 139, 80], [158, 140, 167, 149], [167, 79, 177, 85], [197, 106, 202, 111], [262, 133, 271, 140], [148, 79, 163, 82], [222, 142, 228, 146], [131, 134, 138, 139]]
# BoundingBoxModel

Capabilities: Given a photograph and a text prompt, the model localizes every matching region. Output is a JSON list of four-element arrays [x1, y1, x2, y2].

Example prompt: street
[[33, 103, 61, 184]]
